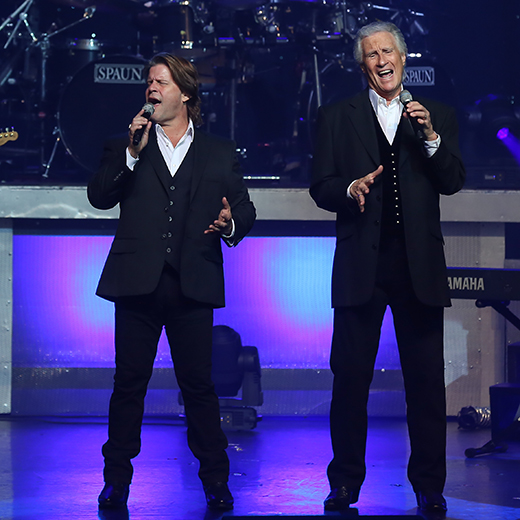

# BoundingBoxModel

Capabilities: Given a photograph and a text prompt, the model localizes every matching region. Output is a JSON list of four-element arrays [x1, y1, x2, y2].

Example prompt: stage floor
[[0, 415, 518, 520]]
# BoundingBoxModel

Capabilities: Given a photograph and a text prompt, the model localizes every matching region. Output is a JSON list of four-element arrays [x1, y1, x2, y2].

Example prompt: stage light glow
[[12, 235, 400, 371], [497, 127, 510, 140], [493, 122, 520, 165]]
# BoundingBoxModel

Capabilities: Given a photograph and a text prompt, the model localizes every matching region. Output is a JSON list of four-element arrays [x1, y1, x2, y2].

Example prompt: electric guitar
[[0, 128, 18, 146]]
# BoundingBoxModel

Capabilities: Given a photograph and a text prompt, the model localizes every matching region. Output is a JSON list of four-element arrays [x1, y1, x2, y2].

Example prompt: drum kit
[[0, 0, 431, 182]]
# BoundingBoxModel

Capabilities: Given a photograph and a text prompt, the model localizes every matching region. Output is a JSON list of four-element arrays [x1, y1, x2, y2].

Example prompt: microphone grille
[[399, 90, 413, 104], [142, 102, 155, 116]]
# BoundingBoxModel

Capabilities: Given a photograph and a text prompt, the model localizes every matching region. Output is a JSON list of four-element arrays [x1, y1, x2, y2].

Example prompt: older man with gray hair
[[310, 21, 465, 515]]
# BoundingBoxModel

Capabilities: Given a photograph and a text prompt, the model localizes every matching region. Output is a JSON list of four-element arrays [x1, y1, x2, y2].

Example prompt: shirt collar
[[155, 119, 194, 146], [368, 87, 403, 114]]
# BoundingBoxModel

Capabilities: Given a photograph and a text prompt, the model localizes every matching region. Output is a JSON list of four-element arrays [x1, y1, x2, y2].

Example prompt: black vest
[[163, 144, 195, 272], [372, 110, 405, 239]]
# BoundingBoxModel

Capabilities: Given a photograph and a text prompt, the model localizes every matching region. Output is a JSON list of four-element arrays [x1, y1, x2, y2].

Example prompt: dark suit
[[88, 127, 256, 486], [310, 90, 465, 493]]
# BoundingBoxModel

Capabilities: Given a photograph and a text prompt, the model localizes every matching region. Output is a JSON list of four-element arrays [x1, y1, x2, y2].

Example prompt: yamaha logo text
[[448, 276, 485, 292]]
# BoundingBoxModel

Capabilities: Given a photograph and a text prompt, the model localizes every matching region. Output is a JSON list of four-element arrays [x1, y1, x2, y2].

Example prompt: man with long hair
[[88, 53, 256, 511]]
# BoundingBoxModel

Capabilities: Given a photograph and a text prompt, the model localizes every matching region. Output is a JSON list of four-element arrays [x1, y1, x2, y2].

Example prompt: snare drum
[[57, 55, 147, 173]]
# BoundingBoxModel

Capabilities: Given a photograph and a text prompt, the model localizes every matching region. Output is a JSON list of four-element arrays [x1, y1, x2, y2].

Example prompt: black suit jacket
[[88, 127, 256, 308], [310, 89, 466, 308]]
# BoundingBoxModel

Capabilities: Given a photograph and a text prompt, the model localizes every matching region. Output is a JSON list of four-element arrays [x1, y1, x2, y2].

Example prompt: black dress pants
[[327, 235, 447, 493], [102, 265, 229, 485]]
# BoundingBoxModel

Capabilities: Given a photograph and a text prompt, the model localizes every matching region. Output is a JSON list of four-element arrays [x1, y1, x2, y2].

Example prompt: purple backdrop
[[12, 235, 399, 370]]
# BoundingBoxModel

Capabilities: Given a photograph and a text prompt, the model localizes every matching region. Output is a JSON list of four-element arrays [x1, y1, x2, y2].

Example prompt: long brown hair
[[146, 53, 202, 126]]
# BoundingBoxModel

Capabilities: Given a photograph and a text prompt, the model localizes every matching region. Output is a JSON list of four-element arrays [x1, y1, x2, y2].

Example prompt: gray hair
[[353, 21, 408, 65]]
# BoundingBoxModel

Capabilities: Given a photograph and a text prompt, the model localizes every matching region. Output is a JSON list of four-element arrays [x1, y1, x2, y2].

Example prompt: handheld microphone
[[132, 102, 155, 146], [399, 89, 426, 140]]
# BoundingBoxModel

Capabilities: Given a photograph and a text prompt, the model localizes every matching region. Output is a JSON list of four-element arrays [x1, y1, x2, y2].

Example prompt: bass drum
[[402, 56, 457, 106], [57, 55, 148, 173]]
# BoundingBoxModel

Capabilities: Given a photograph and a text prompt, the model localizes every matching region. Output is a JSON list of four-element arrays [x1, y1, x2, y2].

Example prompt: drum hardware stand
[[1, 0, 96, 177], [30, 6, 97, 102], [339, 1, 357, 40], [0, 47, 25, 89], [229, 58, 237, 141], [311, 46, 322, 109], [22, 6, 96, 176], [0, 0, 34, 48], [3, 5, 37, 52], [41, 127, 61, 179], [38, 9, 101, 178], [178, 0, 195, 50]]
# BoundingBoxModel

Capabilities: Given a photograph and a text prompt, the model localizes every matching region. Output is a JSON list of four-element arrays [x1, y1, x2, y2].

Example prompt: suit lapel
[[189, 129, 210, 202], [143, 127, 174, 193], [348, 90, 416, 170], [347, 91, 380, 166]]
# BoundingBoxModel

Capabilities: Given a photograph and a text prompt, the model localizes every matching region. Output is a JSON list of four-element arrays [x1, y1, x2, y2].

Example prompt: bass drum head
[[58, 55, 148, 173], [403, 56, 457, 107]]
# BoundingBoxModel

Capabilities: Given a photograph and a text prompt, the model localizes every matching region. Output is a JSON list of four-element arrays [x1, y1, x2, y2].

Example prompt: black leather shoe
[[98, 482, 130, 509], [203, 481, 234, 510], [416, 490, 447, 513], [324, 486, 360, 510]]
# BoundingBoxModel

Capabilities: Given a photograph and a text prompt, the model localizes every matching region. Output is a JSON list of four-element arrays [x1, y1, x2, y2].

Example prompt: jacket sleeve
[[309, 105, 360, 215], [87, 138, 132, 210], [224, 148, 256, 246], [426, 103, 466, 196]]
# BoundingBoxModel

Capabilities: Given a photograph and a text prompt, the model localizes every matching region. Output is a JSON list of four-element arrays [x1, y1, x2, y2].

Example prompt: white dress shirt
[[126, 120, 194, 176]]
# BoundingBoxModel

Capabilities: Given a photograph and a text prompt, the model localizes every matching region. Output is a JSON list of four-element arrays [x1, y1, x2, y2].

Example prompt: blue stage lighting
[[497, 127, 510, 140]]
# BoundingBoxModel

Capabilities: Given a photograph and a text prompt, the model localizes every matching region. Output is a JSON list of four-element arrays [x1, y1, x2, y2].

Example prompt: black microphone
[[132, 102, 155, 146], [399, 89, 426, 140]]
